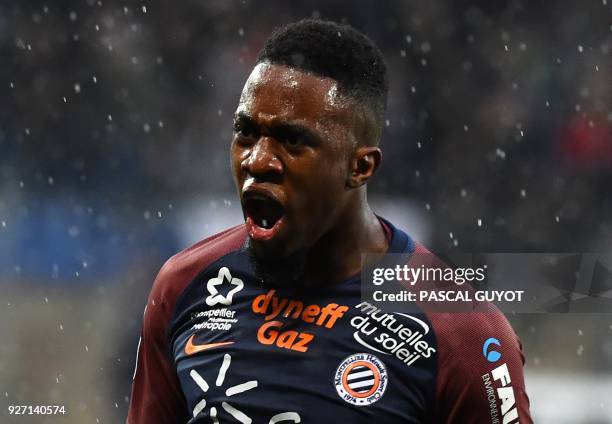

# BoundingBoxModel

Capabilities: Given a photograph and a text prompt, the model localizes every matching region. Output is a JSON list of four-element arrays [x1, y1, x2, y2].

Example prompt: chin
[[248, 236, 286, 260], [246, 239, 307, 288]]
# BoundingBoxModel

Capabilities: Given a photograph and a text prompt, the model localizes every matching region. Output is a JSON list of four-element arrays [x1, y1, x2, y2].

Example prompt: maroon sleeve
[[127, 225, 247, 424], [408, 243, 532, 423], [126, 259, 189, 424], [429, 308, 533, 424]]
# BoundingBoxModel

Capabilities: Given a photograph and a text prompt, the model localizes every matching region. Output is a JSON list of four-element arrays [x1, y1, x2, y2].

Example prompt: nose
[[241, 136, 283, 180]]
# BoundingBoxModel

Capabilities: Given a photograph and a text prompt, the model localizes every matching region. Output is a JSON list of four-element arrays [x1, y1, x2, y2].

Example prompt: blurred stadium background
[[1, 0, 611, 422]]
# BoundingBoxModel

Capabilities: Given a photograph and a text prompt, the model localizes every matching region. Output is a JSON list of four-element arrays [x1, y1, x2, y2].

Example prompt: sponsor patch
[[205, 267, 244, 307], [350, 302, 436, 367], [480, 338, 519, 423], [334, 353, 388, 406], [251, 289, 348, 353], [191, 308, 238, 332]]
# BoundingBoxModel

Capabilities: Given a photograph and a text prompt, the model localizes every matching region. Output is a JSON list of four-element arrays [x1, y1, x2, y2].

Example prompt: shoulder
[[410, 242, 522, 354], [153, 225, 247, 295], [427, 307, 521, 369], [410, 243, 531, 423], [145, 224, 248, 328], [128, 227, 247, 423], [410, 241, 522, 364], [428, 309, 530, 423]]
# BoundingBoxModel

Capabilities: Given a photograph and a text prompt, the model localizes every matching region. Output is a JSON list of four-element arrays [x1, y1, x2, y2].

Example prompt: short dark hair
[[256, 19, 388, 145]]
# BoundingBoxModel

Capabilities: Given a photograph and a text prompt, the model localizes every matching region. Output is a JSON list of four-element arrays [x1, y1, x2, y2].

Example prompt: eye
[[233, 119, 257, 139], [279, 128, 314, 150], [284, 134, 306, 148]]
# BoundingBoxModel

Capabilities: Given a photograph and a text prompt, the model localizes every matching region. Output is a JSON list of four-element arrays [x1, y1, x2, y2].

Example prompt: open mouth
[[243, 192, 286, 240]]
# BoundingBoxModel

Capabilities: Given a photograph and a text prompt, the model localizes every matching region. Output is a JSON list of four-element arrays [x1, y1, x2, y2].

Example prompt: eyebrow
[[234, 112, 323, 145]]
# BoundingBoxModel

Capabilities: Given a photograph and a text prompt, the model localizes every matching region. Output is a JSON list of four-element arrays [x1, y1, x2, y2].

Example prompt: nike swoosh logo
[[184, 334, 234, 356]]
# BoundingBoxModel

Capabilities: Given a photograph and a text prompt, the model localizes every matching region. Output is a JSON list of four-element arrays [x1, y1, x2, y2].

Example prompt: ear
[[347, 146, 382, 188]]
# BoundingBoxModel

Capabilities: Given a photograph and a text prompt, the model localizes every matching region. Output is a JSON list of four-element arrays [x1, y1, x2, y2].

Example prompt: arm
[[127, 225, 247, 423], [432, 309, 533, 424], [127, 262, 189, 424]]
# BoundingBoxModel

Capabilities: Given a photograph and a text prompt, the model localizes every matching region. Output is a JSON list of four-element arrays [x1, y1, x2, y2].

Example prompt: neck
[[303, 192, 388, 286]]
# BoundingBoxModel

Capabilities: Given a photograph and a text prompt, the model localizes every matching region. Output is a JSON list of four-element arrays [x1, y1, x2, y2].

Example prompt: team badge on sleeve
[[334, 353, 388, 406]]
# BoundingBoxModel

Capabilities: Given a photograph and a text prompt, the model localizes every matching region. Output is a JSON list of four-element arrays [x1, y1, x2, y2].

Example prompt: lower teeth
[[262, 219, 268, 228]]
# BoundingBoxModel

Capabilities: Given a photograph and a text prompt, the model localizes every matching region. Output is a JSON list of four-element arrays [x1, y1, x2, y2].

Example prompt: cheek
[[230, 144, 246, 181], [316, 146, 350, 184], [292, 156, 347, 209]]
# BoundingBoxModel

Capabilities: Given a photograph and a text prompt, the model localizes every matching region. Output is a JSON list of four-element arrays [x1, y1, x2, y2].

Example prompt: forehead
[[237, 63, 350, 125]]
